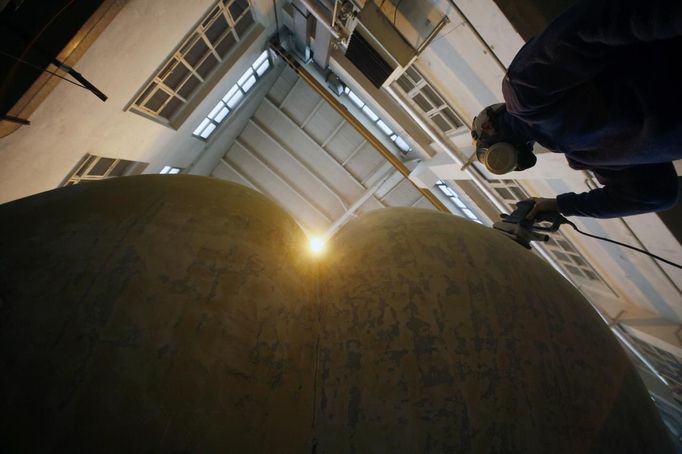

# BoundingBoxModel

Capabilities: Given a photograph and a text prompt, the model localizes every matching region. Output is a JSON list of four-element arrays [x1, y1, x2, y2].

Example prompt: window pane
[[164, 61, 190, 89], [110, 160, 134, 176], [421, 85, 442, 108], [206, 15, 229, 44], [396, 75, 413, 93], [494, 187, 514, 200], [214, 106, 229, 122], [89, 158, 115, 176], [569, 254, 587, 266], [412, 93, 432, 112], [462, 208, 477, 220], [135, 82, 157, 106], [208, 102, 224, 119], [361, 105, 378, 122], [226, 90, 243, 108], [583, 269, 600, 281], [241, 75, 256, 91], [442, 107, 462, 128], [347, 91, 364, 108], [229, 0, 249, 21], [253, 51, 268, 69], [234, 13, 254, 38], [439, 185, 454, 197], [200, 122, 217, 138], [159, 96, 183, 119], [202, 6, 220, 27], [255, 59, 270, 76], [558, 239, 575, 252], [185, 38, 209, 66], [75, 155, 96, 176], [197, 54, 219, 78], [160, 166, 172, 174], [552, 250, 570, 262], [158, 59, 176, 80], [564, 264, 583, 277], [238, 68, 254, 86], [405, 66, 421, 83], [453, 198, 466, 208], [216, 33, 236, 58], [394, 136, 410, 152], [376, 119, 393, 135], [178, 75, 201, 99], [168, 167, 181, 174], [219, 88, 237, 105], [508, 186, 526, 200], [194, 118, 211, 135], [144, 89, 171, 112], [431, 113, 452, 132], [180, 32, 200, 54]]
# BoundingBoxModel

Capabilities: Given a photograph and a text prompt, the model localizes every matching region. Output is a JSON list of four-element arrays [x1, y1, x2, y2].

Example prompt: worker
[[471, 0, 681, 220]]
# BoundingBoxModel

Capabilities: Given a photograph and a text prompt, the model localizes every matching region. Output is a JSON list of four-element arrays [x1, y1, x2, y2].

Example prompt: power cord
[[561, 218, 682, 270], [393, 0, 404, 26]]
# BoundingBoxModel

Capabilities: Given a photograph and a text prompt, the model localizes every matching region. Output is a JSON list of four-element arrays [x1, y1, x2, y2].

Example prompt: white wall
[[0, 0, 271, 203]]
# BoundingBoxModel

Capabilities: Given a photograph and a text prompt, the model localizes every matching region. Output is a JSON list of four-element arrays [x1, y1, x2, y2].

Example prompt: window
[[435, 180, 482, 223], [130, 0, 255, 124], [342, 86, 412, 153], [192, 50, 271, 140], [160, 166, 182, 174], [393, 67, 464, 135], [61, 154, 147, 186]]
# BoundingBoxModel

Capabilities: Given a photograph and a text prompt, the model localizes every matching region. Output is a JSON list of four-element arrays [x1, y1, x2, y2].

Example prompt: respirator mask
[[471, 103, 536, 175]]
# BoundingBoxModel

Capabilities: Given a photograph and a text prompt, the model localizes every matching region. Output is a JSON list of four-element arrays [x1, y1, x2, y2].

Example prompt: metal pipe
[[331, 0, 339, 30], [324, 165, 396, 239], [417, 15, 450, 55], [270, 42, 449, 212], [298, 0, 341, 39]]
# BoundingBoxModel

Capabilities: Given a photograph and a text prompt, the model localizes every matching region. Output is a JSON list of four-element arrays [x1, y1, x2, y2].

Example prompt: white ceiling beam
[[324, 167, 397, 240], [278, 77, 300, 108], [215, 158, 261, 192], [321, 118, 346, 148], [300, 98, 324, 129], [234, 138, 334, 224], [261, 96, 369, 190], [248, 117, 349, 210]]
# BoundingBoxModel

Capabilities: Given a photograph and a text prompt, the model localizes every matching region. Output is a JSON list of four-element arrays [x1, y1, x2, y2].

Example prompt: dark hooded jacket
[[502, 0, 681, 218]]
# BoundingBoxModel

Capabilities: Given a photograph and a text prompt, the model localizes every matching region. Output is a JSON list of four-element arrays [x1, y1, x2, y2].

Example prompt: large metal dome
[[0, 175, 672, 452]]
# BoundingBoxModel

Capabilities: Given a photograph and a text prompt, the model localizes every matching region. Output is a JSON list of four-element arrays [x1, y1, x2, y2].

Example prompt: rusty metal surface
[[0, 176, 671, 452], [0, 175, 317, 452], [316, 208, 672, 453]]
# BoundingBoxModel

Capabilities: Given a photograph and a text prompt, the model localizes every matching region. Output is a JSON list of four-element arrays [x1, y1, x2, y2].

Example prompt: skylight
[[342, 86, 412, 153], [435, 180, 482, 223], [160, 166, 182, 174], [193, 50, 271, 140]]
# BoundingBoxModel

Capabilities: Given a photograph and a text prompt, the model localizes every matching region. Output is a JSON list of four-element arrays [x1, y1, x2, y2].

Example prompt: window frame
[[192, 50, 272, 141], [393, 67, 466, 136], [128, 0, 255, 127], [342, 86, 412, 154], [61, 154, 147, 186]]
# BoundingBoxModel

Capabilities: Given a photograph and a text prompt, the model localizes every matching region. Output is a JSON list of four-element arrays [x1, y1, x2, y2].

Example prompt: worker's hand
[[526, 197, 559, 220]]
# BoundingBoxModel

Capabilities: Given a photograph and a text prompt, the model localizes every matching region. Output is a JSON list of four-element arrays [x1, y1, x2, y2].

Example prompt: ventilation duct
[[344, 1, 416, 88]]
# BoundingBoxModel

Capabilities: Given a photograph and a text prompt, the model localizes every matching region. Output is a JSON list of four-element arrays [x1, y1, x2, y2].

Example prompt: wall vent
[[345, 32, 393, 88], [344, 1, 416, 88]]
